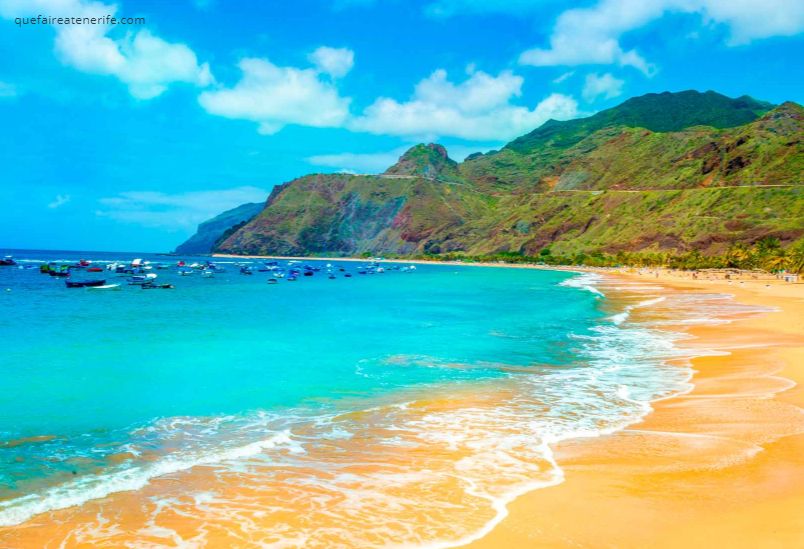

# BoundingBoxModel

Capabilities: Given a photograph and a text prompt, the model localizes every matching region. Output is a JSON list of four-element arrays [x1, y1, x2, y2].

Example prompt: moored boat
[[142, 283, 174, 289], [127, 273, 158, 285], [87, 284, 121, 291], [48, 266, 71, 277], [65, 279, 106, 288], [0, 255, 16, 266]]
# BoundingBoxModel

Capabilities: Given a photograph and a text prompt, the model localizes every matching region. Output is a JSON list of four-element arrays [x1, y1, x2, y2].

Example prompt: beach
[[1, 255, 802, 547], [469, 270, 804, 548]]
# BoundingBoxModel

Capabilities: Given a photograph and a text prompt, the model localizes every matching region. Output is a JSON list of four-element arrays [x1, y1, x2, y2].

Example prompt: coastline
[[467, 270, 804, 548], [1, 255, 802, 546], [213, 253, 804, 546]]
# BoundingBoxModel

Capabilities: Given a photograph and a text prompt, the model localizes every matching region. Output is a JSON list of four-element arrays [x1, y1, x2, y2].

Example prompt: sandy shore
[[2, 256, 802, 546], [468, 270, 804, 548], [221, 253, 804, 546]]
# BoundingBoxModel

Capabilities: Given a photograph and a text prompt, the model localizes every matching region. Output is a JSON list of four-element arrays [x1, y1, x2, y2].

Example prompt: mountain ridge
[[174, 202, 264, 255], [205, 90, 802, 266]]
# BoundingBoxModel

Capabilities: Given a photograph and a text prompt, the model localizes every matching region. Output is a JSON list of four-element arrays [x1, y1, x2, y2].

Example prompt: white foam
[[559, 273, 605, 297], [0, 430, 297, 527]]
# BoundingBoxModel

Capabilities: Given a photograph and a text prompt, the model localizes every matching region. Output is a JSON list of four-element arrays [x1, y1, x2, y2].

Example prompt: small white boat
[[127, 273, 158, 285], [88, 284, 121, 291], [201, 270, 214, 278]]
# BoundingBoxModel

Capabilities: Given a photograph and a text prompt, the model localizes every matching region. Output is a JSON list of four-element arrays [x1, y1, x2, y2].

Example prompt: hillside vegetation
[[215, 91, 804, 271]]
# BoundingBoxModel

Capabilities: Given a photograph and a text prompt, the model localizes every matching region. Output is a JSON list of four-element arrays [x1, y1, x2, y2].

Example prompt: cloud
[[582, 72, 624, 102], [308, 46, 354, 78], [519, 0, 804, 74], [0, 0, 212, 99], [47, 194, 71, 209], [350, 68, 579, 140], [199, 57, 351, 135], [96, 186, 268, 230], [0, 80, 17, 98], [552, 71, 574, 84]]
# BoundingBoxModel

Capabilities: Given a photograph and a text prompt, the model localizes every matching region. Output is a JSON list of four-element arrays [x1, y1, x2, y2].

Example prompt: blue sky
[[0, 0, 802, 252]]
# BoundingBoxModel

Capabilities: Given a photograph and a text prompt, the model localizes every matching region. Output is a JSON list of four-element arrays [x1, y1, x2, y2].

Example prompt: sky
[[0, 0, 802, 252]]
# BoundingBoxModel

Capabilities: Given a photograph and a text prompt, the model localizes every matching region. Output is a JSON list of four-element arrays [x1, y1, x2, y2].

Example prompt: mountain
[[216, 91, 803, 262], [505, 90, 772, 154], [175, 202, 265, 254], [460, 90, 777, 192], [216, 171, 490, 256], [383, 143, 462, 181]]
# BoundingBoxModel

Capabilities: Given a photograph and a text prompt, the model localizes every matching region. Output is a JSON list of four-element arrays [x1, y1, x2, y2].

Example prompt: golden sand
[[468, 272, 804, 549], [2, 267, 802, 547]]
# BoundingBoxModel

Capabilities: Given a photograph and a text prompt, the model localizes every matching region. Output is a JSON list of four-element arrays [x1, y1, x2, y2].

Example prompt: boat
[[344, 273, 352, 278], [303, 271, 313, 277], [201, 270, 214, 278], [142, 283, 174, 289], [65, 279, 106, 288], [328, 274, 336, 280], [240, 266, 253, 275], [87, 267, 103, 272], [287, 276, 297, 282], [127, 273, 158, 285], [87, 284, 121, 291], [267, 278, 278, 284], [49, 266, 71, 277], [274, 272, 285, 279], [178, 268, 194, 276], [0, 255, 16, 266]]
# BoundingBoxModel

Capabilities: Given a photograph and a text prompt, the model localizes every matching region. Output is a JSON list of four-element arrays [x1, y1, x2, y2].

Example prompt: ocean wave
[[1, 271, 758, 548], [559, 272, 605, 297]]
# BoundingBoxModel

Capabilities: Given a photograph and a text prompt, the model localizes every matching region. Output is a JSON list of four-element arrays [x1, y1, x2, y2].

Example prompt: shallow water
[[0, 251, 751, 546]]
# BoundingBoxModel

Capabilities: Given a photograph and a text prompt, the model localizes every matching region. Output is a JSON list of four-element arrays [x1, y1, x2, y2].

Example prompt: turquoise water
[[0, 250, 693, 537]]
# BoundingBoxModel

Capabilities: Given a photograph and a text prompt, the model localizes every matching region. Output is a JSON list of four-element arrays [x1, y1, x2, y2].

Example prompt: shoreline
[[467, 269, 804, 548], [1, 259, 801, 546]]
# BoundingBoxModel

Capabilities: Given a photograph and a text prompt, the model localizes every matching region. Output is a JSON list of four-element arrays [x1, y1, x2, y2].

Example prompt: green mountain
[[460, 90, 777, 192], [383, 143, 462, 181], [175, 202, 264, 254], [216, 91, 804, 268]]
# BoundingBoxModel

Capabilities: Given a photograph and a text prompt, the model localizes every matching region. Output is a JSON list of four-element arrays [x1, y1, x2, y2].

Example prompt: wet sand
[[3, 264, 802, 547], [469, 272, 804, 548]]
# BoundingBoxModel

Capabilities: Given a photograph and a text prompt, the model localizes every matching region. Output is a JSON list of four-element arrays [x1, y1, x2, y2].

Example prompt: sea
[[0, 249, 756, 547]]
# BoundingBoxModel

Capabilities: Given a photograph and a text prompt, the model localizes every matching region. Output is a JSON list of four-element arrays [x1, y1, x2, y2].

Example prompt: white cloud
[[0, 0, 212, 99], [0, 80, 17, 98], [308, 46, 354, 78], [552, 71, 574, 84], [582, 72, 624, 102], [47, 194, 71, 209], [519, 0, 804, 74], [350, 68, 580, 140], [96, 186, 268, 230], [199, 57, 351, 135]]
